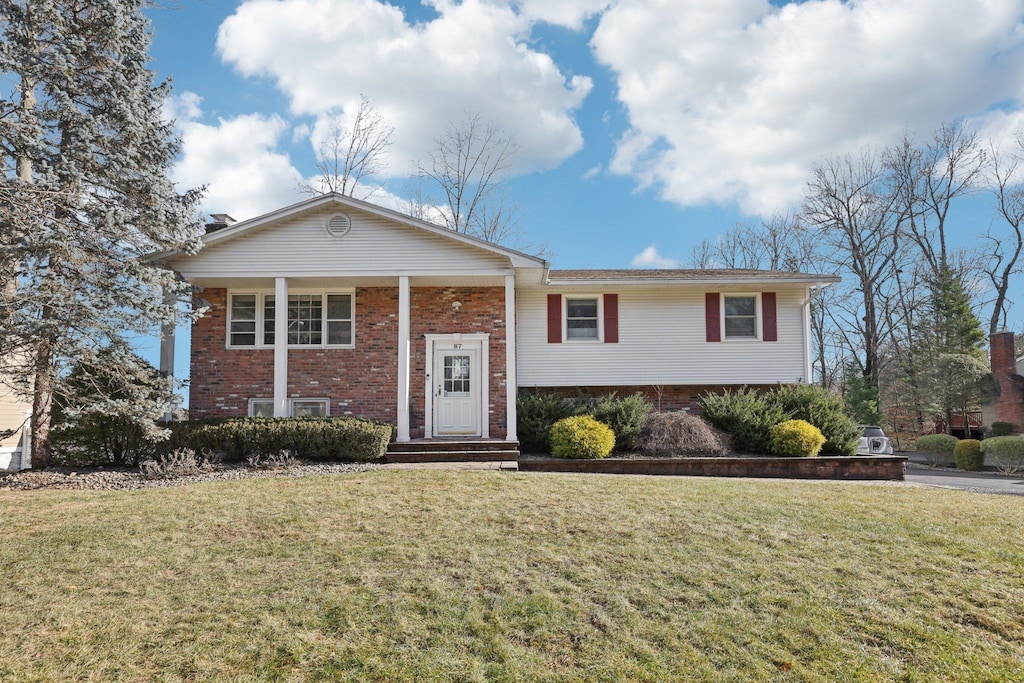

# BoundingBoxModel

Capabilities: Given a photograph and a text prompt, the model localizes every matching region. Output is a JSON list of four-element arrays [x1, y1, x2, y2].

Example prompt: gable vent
[[325, 212, 352, 238]]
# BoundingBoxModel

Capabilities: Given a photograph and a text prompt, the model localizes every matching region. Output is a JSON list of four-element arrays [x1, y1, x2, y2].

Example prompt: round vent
[[325, 212, 352, 238]]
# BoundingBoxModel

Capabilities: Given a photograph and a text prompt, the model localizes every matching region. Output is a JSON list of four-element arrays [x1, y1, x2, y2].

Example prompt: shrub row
[[915, 434, 1024, 473], [699, 385, 860, 456], [517, 391, 652, 453], [166, 417, 394, 462]]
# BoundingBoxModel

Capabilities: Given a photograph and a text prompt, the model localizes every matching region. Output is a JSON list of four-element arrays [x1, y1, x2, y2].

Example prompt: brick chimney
[[204, 213, 236, 234], [991, 331, 1024, 431]]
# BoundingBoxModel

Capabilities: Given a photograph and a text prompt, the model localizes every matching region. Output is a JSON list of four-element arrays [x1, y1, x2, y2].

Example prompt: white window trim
[[226, 289, 355, 350], [721, 293, 762, 341], [248, 397, 331, 417], [562, 294, 603, 343]]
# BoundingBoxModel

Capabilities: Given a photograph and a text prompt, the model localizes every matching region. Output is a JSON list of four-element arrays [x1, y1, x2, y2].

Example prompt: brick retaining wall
[[518, 456, 906, 480]]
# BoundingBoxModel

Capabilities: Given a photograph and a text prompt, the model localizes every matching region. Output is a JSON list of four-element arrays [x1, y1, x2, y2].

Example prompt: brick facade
[[525, 384, 778, 413], [190, 285, 509, 439], [991, 331, 1024, 432]]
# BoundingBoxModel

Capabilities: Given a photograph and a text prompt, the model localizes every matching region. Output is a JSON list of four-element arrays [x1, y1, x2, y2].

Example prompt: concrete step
[[384, 450, 520, 464], [386, 440, 519, 453]]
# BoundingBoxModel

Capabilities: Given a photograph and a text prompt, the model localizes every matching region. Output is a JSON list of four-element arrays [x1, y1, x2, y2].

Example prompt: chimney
[[205, 213, 237, 233], [991, 330, 1024, 431]]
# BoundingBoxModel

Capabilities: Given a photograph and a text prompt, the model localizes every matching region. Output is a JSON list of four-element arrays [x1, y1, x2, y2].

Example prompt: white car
[[858, 425, 893, 455]]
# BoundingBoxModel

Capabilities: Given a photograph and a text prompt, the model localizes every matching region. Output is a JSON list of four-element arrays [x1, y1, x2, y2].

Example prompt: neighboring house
[[157, 194, 839, 443], [0, 377, 30, 473], [986, 330, 1024, 434]]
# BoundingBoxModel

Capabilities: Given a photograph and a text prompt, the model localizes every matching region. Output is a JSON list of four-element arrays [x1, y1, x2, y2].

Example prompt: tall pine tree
[[0, 1, 203, 468]]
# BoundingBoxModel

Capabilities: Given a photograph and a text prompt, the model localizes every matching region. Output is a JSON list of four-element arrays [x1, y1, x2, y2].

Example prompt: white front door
[[434, 347, 480, 436]]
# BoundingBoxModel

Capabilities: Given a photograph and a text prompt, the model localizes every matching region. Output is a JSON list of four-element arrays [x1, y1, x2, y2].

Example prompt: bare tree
[[303, 96, 393, 200], [418, 114, 520, 243], [986, 140, 1024, 334], [802, 150, 912, 390]]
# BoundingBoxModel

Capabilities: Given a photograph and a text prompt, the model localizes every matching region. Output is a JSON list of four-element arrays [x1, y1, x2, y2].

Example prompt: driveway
[[905, 465, 1024, 496]]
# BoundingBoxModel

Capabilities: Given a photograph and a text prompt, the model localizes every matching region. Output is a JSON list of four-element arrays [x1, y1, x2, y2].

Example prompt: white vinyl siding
[[171, 207, 512, 279], [228, 291, 354, 349], [517, 287, 808, 386]]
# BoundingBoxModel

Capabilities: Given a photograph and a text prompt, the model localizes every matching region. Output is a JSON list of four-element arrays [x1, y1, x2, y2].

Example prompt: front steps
[[384, 439, 519, 469]]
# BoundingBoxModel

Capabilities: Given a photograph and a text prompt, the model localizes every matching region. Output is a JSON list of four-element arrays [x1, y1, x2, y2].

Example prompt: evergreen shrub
[[914, 434, 958, 465], [549, 415, 615, 459], [954, 439, 984, 471], [991, 421, 1017, 437], [699, 388, 787, 454], [768, 384, 860, 455], [517, 391, 653, 453], [168, 417, 393, 462], [982, 436, 1024, 474], [770, 419, 827, 457]]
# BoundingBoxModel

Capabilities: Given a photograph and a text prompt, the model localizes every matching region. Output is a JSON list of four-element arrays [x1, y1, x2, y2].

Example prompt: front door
[[434, 347, 480, 436]]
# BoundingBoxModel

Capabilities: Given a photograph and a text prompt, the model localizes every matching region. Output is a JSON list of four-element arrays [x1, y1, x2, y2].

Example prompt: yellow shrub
[[769, 419, 826, 457], [550, 415, 615, 459]]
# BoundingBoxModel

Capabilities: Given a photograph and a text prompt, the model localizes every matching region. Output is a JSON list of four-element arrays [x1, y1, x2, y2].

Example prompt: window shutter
[[604, 293, 618, 343], [705, 293, 721, 342], [762, 292, 777, 342], [547, 294, 562, 343]]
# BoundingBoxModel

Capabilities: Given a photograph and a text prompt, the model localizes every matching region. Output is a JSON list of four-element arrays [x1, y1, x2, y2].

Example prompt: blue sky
[[139, 0, 1024, 397]]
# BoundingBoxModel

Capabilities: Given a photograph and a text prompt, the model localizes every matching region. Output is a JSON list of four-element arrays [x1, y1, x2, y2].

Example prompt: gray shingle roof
[[547, 269, 839, 283]]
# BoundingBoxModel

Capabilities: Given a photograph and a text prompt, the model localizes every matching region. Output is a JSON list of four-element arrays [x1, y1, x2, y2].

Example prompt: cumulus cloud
[[592, 0, 1024, 214], [217, 0, 592, 177], [170, 95, 304, 220], [511, 0, 610, 29], [631, 245, 679, 268]]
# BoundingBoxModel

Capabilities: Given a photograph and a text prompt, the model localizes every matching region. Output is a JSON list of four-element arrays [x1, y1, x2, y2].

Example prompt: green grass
[[1, 471, 1023, 681]]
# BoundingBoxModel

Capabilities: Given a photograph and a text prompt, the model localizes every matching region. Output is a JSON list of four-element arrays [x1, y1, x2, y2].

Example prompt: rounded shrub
[[982, 436, 1024, 474], [549, 415, 615, 459], [768, 384, 860, 456], [954, 439, 984, 471], [769, 419, 826, 457], [991, 421, 1017, 437], [914, 433, 958, 465]]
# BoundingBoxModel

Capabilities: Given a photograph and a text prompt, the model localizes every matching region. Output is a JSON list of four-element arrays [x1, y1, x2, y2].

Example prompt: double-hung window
[[228, 291, 354, 348], [566, 297, 600, 340], [723, 295, 758, 339]]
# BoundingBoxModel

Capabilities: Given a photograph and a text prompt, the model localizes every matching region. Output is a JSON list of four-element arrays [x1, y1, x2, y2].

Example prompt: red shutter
[[762, 292, 777, 342], [547, 294, 561, 343], [705, 293, 721, 342], [604, 293, 618, 343]]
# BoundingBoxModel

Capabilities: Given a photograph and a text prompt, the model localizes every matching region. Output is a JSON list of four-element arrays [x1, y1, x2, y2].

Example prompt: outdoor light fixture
[[451, 301, 462, 312]]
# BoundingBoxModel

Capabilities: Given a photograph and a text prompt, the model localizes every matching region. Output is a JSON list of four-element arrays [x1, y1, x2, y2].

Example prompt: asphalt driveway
[[905, 465, 1024, 496]]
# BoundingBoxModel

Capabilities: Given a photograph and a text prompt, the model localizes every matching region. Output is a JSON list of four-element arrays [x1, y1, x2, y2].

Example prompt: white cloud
[[592, 0, 1024, 214], [582, 164, 602, 180], [171, 98, 304, 220], [511, 0, 610, 29], [217, 0, 592, 177], [631, 245, 679, 268]]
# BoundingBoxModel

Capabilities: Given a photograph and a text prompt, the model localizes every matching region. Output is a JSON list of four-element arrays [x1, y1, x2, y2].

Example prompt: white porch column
[[159, 289, 176, 423], [397, 276, 411, 442], [273, 277, 289, 417], [504, 274, 517, 441]]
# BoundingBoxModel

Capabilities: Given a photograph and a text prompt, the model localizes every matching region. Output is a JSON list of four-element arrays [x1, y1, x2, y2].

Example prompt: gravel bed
[[0, 462, 378, 492]]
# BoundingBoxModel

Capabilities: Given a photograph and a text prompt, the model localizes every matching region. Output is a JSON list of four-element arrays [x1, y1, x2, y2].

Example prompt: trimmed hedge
[[517, 391, 652, 454], [167, 417, 394, 462], [954, 439, 984, 472], [770, 419, 826, 457], [550, 415, 615, 459], [915, 434, 958, 462], [991, 421, 1017, 437], [982, 436, 1024, 474], [769, 384, 860, 456]]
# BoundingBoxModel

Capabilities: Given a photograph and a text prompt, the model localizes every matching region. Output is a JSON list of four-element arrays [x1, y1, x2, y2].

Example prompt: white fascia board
[[540, 276, 841, 288]]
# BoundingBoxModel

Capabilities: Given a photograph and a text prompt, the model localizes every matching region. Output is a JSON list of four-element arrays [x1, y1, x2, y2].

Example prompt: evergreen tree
[[925, 265, 986, 359], [0, 1, 203, 468]]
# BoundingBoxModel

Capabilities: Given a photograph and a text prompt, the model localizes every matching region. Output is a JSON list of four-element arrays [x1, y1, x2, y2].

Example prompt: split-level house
[[156, 194, 839, 444]]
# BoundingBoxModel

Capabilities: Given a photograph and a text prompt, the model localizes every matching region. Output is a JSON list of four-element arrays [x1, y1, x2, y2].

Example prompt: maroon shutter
[[705, 293, 721, 342], [604, 293, 618, 343], [547, 294, 562, 343], [762, 292, 777, 342]]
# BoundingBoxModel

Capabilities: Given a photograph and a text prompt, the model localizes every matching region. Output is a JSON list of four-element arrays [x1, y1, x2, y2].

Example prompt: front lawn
[[1, 471, 1022, 681]]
